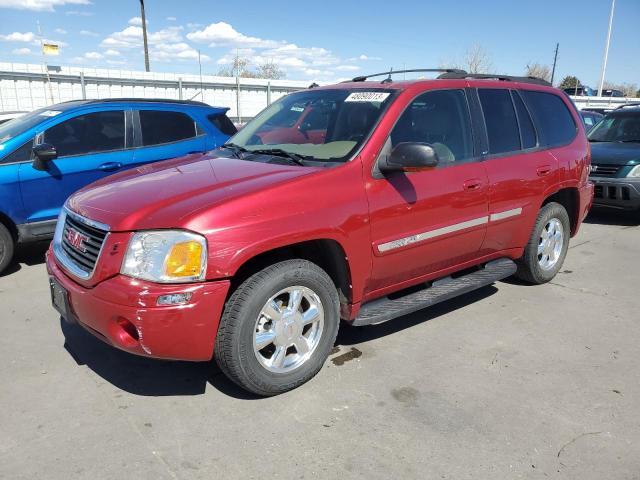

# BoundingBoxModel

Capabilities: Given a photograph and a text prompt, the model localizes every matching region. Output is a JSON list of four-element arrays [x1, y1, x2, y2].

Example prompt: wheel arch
[[0, 211, 18, 241], [228, 238, 353, 317], [542, 187, 580, 235]]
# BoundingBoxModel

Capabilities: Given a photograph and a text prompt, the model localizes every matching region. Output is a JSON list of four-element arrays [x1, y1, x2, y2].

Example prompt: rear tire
[[0, 223, 15, 275], [515, 202, 570, 284], [214, 259, 340, 396]]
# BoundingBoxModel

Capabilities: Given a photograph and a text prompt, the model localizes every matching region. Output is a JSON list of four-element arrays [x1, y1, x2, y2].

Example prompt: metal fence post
[[267, 81, 271, 106], [178, 78, 183, 100], [80, 71, 86, 100]]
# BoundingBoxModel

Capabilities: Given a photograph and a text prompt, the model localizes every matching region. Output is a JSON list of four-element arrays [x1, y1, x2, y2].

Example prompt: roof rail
[[437, 72, 552, 86], [615, 102, 640, 110], [84, 98, 211, 106], [350, 68, 467, 83]]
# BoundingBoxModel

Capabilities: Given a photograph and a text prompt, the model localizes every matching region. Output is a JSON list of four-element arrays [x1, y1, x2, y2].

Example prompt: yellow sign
[[42, 43, 60, 56]]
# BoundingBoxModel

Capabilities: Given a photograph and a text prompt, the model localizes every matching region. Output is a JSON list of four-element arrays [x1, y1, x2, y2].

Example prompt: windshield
[[229, 88, 394, 162], [588, 113, 640, 143], [0, 107, 63, 144]]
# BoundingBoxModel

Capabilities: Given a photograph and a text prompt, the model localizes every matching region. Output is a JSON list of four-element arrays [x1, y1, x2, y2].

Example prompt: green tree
[[559, 75, 581, 90]]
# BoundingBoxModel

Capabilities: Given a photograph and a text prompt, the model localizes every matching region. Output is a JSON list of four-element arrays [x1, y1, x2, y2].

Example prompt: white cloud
[[80, 29, 98, 37], [0, 0, 89, 11], [187, 22, 281, 49], [0, 31, 36, 42], [357, 54, 381, 61], [54, 28, 67, 35], [65, 9, 92, 16], [128, 16, 147, 26], [335, 65, 360, 72], [166, 16, 176, 21], [84, 51, 102, 59], [12, 47, 32, 55], [104, 49, 120, 56]]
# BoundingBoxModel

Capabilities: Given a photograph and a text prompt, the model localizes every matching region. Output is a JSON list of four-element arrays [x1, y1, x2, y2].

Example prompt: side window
[[44, 111, 125, 157], [1, 139, 33, 164], [207, 113, 237, 136], [478, 89, 520, 155], [139, 110, 197, 146], [512, 91, 537, 149], [521, 91, 577, 148], [390, 89, 473, 164]]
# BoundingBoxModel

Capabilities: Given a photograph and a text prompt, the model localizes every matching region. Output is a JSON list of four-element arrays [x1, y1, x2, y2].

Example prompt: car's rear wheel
[[0, 223, 15, 275], [214, 259, 340, 396], [515, 202, 570, 284]]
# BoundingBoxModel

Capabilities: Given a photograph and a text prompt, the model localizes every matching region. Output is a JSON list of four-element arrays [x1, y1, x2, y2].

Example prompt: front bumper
[[590, 176, 640, 210], [46, 249, 230, 361]]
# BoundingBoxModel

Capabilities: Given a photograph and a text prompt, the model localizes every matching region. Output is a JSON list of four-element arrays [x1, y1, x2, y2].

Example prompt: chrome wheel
[[537, 218, 564, 270], [253, 286, 324, 374]]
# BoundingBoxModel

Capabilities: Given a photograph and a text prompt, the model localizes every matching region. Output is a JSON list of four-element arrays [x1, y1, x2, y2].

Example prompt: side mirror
[[379, 142, 439, 174], [32, 143, 57, 171]]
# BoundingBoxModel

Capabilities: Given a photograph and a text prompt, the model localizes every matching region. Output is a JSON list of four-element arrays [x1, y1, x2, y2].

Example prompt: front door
[[365, 89, 489, 296], [18, 109, 133, 224]]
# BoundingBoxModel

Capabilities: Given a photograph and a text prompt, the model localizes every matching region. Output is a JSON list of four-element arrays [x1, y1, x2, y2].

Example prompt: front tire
[[0, 223, 15, 275], [214, 259, 340, 396], [515, 202, 570, 284]]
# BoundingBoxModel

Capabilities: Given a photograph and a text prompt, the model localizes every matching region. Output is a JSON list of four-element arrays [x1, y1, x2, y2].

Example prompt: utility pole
[[598, 0, 615, 97], [139, 0, 150, 72], [550, 43, 559, 85]]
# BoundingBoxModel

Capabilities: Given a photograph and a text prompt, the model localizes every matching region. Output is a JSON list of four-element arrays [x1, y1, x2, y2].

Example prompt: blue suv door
[[131, 109, 206, 165], [18, 108, 134, 224]]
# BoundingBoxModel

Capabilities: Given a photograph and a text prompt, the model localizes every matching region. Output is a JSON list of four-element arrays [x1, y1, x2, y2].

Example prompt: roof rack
[[350, 68, 467, 83], [615, 102, 640, 110], [84, 98, 210, 106], [437, 72, 552, 86]]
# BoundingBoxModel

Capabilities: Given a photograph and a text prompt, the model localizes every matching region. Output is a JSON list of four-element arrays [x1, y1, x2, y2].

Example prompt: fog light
[[157, 292, 193, 306]]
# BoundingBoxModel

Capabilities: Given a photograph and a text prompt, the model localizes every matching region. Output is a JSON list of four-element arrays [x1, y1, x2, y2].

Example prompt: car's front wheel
[[0, 223, 15, 275], [214, 259, 340, 396]]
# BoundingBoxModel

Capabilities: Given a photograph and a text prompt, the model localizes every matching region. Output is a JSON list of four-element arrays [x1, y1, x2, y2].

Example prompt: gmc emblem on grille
[[66, 228, 90, 253], [591, 165, 598, 172]]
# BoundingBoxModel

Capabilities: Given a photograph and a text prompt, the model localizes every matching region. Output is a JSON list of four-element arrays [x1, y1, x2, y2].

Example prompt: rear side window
[[44, 111, 125, 157], [512, 92, 537, 149], [390, 89, 474, 164], [207, 113, 237, 136], [1, 139, 33, 164], [139, 110, 197, 146], [521, 91, 577, 147], [478, 89, 520, 155]]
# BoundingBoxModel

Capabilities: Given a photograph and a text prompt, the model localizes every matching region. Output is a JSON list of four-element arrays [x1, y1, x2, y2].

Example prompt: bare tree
[[525, 62, 552, 82], [464, 44, 493, 74], [603, 81, 638, 97], [257, 61, 286, 80], [217, 55, 285, 79]]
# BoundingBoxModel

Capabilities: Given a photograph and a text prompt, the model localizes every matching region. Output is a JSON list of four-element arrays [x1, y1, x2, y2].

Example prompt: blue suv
[[0, 98, 236, 273]]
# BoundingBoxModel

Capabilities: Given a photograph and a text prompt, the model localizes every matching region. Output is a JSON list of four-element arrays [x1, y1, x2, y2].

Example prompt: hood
[[68, 152, 318, 231], [590, 142, 640, 166]]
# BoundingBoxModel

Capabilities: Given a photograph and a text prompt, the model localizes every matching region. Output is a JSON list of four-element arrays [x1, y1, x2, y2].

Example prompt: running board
[[352, 258, 517, 326]]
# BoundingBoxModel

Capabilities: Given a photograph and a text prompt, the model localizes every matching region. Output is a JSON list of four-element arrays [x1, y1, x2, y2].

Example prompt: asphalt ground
[[1, 208, 639, 479]]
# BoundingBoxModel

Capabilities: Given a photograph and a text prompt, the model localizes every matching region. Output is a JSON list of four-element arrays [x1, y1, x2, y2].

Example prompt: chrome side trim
[[489, 207, 523, 222], [52, 208, 110, 280], [378, 216, 489, 253]]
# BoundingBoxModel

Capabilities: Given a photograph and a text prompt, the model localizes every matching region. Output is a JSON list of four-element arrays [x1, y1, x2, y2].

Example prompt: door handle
[[463, 179, 483, 191], [536, 165, 552, 177], [99, 162, 123, 172]]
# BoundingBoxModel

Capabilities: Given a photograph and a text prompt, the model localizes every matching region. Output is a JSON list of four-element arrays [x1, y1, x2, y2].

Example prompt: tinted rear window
[[512, 91, 537, 149], [521, 91, 577, 148], [139, 110, 197, 146], [207, 113, 237, 136], [478, 89, 520, 155]]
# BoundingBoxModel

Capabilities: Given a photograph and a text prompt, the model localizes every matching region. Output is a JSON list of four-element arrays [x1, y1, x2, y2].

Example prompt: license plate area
[[49, 276, 69, 319]]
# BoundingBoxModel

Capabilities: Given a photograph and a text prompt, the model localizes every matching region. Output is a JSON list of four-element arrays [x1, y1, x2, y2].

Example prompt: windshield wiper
[[220, 142, 249, 158], [248, 148, 310, 166], [618, 139, 640, 143]]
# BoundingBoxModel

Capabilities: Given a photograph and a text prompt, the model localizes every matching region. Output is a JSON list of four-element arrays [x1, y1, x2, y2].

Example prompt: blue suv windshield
[[0, 107, 63, 144]]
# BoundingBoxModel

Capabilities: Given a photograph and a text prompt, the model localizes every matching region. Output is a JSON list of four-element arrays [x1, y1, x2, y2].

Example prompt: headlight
[[627, 165, 640, 178], [121, 230, 207, 283]]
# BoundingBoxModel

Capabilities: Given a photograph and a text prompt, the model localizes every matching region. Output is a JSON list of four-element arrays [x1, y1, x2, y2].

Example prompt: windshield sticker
[[345, 92, 390, 103], [39, 110, 62, 117], [290, 106, 305, 112]]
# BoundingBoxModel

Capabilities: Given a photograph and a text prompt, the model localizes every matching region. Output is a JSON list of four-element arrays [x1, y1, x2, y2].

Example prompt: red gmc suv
[[46, 70, 594, 396]]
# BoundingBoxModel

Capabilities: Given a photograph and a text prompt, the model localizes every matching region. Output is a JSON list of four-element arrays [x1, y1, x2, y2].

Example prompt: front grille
[[61, 213, 108, 274], [590, 164, 621, 177]]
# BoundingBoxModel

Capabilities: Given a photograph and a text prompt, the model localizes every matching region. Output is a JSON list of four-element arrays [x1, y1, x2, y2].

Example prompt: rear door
[[18, 108, 132, 224], [366, 88, 489, 295], [476, 88, 562, 254], [131, 109, 206, 165]]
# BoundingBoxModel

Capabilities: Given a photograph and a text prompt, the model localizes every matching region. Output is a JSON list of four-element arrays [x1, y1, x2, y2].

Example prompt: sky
[[0, 0, 638, 87]]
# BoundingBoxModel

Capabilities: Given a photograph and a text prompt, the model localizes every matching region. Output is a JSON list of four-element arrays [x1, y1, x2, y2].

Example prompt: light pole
[[140, 0, 150, 72], [598, 0, 615, 97]]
